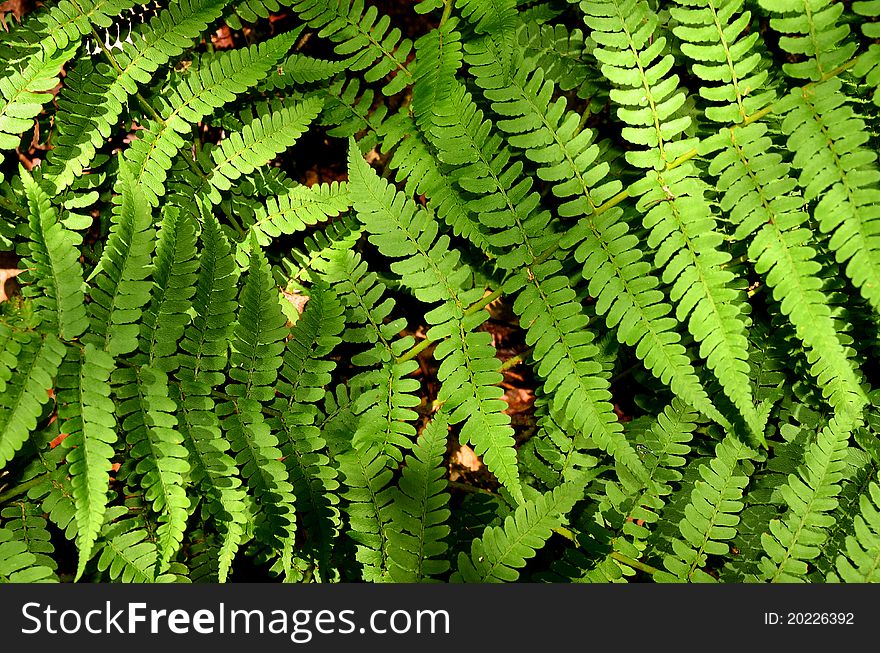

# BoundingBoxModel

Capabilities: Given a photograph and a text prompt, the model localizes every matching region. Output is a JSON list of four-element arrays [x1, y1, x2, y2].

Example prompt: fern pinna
[[3, 0, 880, 584]]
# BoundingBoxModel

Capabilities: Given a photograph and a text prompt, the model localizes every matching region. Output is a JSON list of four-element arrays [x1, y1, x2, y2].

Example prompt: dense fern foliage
[[2, 0, 880, 583]]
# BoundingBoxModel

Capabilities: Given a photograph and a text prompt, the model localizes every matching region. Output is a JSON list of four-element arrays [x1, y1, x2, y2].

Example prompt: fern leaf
[[139, 205, 198, 371], [128, 31, 297, 206], [458, 44, 725, 430], [583, 0, 761, 438], [94, 507, 185, 582], [273, 284, 343, 580], [199, 96, 323, 204], [86, 163, 156, 356], [0, 502, 58, 582], [853, 1, 880, 107], [0, 331, 65, 467], [348, 141, 522, 502], [114, 365, 191, 567], [289, 0, 413, 95], [657, 433, 754, 582], [831, 474, 880, 582], [219, 238, 296, 552], [31, 0, 140, 50], [21, 168, 89, 340], [0, 525, 57, 582], [670, 0, 773, 124], [758, 0, 855, 82], [456, 0, 518, 80], [774, 79, 880, 316], [337, 441, 395, 581], [706, 121, 866, 417], [43, 0, 232, 192], [453, 483, 579, 582], [387, 414, 452, 582], [759, 413, 858, 582], [235, 181, 351, 266], [57, 344, 118, 580], [0, 43, 76, 151], [411, 19, 463, 131]]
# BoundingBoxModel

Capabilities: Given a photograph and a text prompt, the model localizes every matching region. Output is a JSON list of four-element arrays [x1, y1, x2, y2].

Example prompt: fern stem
[[396, 287, 504, 363], [464, 287, 503, 315], [499, 350, 531, 371], [397, 336, 432, 363], [553, 527, 660, 575], [609, 551, 659, 576], [439, 0, 453, 27], [0, 473, 50, 505], [447, 480, 499, 496]]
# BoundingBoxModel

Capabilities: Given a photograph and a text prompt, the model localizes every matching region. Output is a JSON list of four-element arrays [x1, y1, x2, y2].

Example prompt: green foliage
[[2, 0, 880, 584]]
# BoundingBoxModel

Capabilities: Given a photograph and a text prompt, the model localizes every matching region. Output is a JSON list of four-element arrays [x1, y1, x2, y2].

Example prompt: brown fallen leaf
[[0, 268, 23, 303], [280, 287, 309, 315]]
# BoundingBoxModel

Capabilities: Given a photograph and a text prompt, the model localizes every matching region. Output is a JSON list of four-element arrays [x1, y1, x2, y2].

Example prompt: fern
[[386, 414, 452, 582], [218, 238, 296, 552], [86, 163, 156, 357], [759, 413, 858, 582], [127, 31, 298, 206], [198, 97, 323, 204], [0, 331, 65, 467], [453, 483, 579, 582], [3, 0, 880, 586], [43, 0, 232, 193], [0, 43, 76, 151], [830, 473, 880, 582], [57, 343, 118, 579], [348, 141, 522, 502], [656, 433, 755, 582], [288, 0, 413, 95]]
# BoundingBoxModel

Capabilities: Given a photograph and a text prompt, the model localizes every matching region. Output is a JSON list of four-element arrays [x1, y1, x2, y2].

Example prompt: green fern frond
[[259, 51, 347, 90], [706, 121, 867, 417], [85, 163, 155, 357], [199, 96, 323, 204], [0, 43, 76, 151], [758, 0, 856, 82], [456, 0, 518, 79], [453, 483, 580, 582], [853, 1, 880, 106], [219, 239, 296, 552], [43, 0, 231, 193], [20, 169, 89, 341], [235, 181, 351, 265], [273, 283, 344, 579], [0, 501, 58, 582], [583, 0, 761, 439], [773, 79, 880, 317], [759, 412, 858, 582], [411, 18, 463, 131], [31, 0, 139, 50], [670, 0, 773, 125], [175, 213, 248, 582], [93, 507, 185, 582], [128, 31, 297, 206], [0, 330, 65, 468], [656, 433, 754, 582], [337, 441, 395, 581], [348, 141, 522, 502], [138, 206, 198, 371], [380, 112, 490, 252], [386, 414, 452, 582], [289, 0, 413, 95], [113, 365, 191, 567], [830, 473, 880, 582], [57, 343, 118, 580], [0, 523, 57, 582]]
